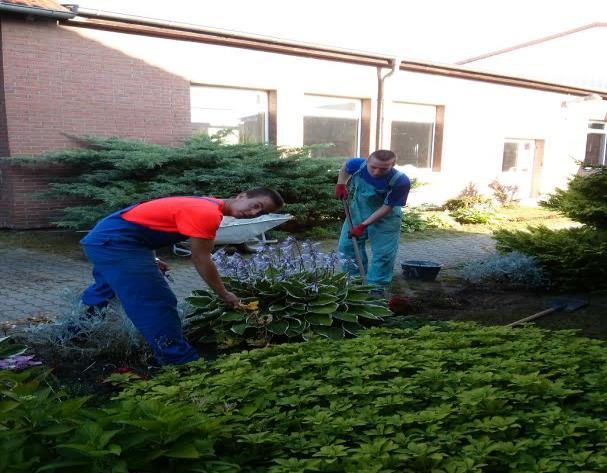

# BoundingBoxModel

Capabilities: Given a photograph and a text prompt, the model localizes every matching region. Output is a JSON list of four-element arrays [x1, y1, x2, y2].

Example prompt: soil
[[389, 275, 607, 341]]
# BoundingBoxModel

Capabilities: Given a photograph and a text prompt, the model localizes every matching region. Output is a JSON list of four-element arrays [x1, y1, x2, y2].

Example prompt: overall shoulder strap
[[388, 169, 404, 188]]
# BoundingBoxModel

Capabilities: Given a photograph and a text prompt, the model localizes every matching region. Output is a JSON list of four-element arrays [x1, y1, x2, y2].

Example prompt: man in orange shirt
[[80, 188, 284, 365]]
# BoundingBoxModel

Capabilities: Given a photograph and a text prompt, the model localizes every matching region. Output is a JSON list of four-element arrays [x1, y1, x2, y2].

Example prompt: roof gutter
[[61, 8, 607, 100], [0, 3, 75, 19]]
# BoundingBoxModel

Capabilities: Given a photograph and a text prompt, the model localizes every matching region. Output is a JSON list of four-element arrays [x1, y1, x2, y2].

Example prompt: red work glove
[[348, 223, 367, 238], [335, 183, 349, 200]]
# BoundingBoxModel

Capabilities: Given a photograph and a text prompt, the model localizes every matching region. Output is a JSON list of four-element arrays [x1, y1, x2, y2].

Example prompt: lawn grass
[[403, 205, 578, 241]]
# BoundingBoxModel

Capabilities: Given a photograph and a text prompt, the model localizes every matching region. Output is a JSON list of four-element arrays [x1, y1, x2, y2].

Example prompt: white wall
[[66, 25, 607, 205]]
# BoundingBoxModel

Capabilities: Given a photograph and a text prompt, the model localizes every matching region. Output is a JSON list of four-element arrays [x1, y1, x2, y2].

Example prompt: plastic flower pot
[[401, 260, 442, 282]]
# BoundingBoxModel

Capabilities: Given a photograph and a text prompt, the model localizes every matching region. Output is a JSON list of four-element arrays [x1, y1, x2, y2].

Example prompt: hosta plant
[[184, 239, 392, 347], [0, 336, 41, 370]]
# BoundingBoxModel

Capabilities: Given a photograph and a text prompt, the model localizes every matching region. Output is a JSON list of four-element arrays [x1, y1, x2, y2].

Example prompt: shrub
[[541, 166, 607, 229], [489, 179, 519, 206], [493, 225, 607, 292], [443, 195, 492, 212], [400, 207, 429, 233], [461, 251, 551, 289], [14, 294, 151, 366], [450, 205, 497, 224], [16, 135, 344, 231], [184, 239, 392, 347], [6, 324, 607, 471]]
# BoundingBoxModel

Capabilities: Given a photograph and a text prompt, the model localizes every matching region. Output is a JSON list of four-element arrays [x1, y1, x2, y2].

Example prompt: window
[[303, 95, 361, 157], [190, 85, 268, 144], [584, 121, 607, 166], [502, 140, 534, 172], [390, 103, 437, 168]]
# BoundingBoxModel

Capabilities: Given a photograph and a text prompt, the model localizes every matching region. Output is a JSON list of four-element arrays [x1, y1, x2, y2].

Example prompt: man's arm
[[190, 238, 239, 308], [361, 205, 393, 226], [337, 163, 350, 185]]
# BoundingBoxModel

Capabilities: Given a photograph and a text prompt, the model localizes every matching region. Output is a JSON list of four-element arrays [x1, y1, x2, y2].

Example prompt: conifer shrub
[[541, 166, 607, 229], [494, 225, 607, 292], [17, 135, 343, 231], [492, 167, 607, 292]]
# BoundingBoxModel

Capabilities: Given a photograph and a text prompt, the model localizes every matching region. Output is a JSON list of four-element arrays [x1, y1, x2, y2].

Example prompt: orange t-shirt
[[122, 196, 224, 239]]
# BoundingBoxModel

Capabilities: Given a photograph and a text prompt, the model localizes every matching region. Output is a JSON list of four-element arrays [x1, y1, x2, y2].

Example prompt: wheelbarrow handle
[[342, 199, 367, 284]]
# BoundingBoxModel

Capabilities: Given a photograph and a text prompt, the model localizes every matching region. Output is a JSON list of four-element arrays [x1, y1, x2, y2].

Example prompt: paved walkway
[[0, 234, 496, 324]]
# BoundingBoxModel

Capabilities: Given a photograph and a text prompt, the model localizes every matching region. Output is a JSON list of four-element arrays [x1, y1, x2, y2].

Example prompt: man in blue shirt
[[335, 150, 410, 296]]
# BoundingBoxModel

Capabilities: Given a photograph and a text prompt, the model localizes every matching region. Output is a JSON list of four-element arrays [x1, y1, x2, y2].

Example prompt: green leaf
[[332, 312, 359, 323], [219, 311, 246, 322], [165, 443, 201, 459], [38, 425, 75, 436], [363, 304, 393, 317], [37, 460, 89, 472], [310, 294, 338, 306], [305, 314, 333, 326], [309, 303, 339, 314], [346, 291, 372, 302], [230, 323, 248, 335], [314, 326, 345, 339], [186, 296, 215, 308], [268, 320, 289, 335], [269, 304, 290, 312], [0, 400, 20, 413]]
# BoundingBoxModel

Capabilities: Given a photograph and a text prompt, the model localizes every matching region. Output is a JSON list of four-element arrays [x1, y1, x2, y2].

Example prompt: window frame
[[584, 120, 607, 167]]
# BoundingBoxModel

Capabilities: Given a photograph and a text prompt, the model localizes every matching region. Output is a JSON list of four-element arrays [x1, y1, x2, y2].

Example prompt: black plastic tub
[[401, 260, 442, 281]]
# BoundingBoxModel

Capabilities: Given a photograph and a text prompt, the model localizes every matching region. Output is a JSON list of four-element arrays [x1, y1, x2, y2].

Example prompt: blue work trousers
[[82, 244, 199, 365]]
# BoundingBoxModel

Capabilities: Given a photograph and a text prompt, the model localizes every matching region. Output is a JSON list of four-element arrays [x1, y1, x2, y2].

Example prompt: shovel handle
[[342, 199, 367, 284], [506, 307, 557, 327]]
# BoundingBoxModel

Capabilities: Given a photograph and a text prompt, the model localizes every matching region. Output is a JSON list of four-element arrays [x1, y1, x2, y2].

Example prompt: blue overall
[[338, 161, 403, 290], [80, 200, 218, 365]]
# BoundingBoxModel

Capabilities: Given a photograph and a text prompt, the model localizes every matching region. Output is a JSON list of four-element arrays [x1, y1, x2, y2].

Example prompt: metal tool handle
[[342, 199, 367, 284]]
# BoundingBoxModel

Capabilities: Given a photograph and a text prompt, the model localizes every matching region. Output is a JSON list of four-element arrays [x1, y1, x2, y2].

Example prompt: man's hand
[[335, 184, 349, 200], [348, 223, 367, 238], [155, 258, 170, 273], [221, 291, 240, 308]]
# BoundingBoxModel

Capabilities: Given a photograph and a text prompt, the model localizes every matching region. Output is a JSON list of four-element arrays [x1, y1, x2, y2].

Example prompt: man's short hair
[[244, 187, 285, 208], [369, 149, 397, 162]]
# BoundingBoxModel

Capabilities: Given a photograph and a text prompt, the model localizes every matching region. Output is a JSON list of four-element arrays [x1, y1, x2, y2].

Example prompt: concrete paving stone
[[1, 233, 497, 323]]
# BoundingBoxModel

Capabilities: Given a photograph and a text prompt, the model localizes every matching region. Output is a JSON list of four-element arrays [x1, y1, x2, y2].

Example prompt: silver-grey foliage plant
[[461, 251, 551, 289], [14, 289, 151, 364]]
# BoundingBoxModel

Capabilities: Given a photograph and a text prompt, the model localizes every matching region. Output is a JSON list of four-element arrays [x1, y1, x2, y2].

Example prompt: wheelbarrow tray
[[215, 213, 292, 245]]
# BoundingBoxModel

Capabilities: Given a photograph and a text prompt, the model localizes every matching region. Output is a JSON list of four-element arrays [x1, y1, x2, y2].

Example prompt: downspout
[[375, 57, 400, 150]]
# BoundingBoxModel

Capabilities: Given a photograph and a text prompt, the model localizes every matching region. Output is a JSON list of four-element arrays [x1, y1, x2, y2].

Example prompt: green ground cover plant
[[16, 135, 343, 232], [4, 323, 607, 472]]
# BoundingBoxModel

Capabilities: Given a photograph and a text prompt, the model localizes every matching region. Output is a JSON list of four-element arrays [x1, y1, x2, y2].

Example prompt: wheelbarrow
[[173, 213, 293, 256]]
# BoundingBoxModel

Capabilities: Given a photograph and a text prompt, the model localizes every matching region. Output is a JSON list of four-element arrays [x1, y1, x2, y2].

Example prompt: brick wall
[[0, 159, 87, 228], [0, 16, 192, 228]]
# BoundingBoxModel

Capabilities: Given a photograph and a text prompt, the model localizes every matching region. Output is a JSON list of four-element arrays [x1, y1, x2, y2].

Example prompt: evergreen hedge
[[17, 136, 344, 231], [493, 166, 607, 292], [541, 166, 607, 230]]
